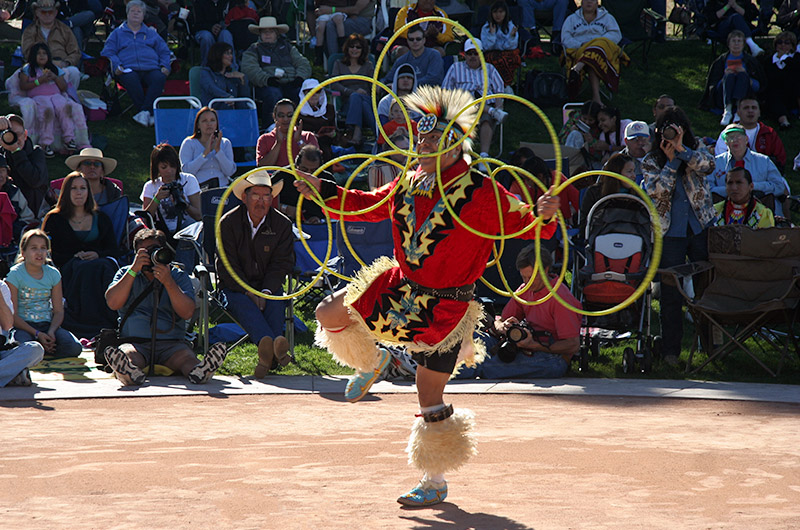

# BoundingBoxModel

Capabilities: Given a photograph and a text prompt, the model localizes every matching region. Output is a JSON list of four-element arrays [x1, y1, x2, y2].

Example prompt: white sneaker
[[488, 106, 508, 124], [132, 110, 150, 127], [720, 107, 733, 126], [750, 44, 764, 56]]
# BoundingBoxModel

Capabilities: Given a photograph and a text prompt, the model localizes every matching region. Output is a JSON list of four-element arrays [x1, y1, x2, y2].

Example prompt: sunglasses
[[465, 50, 478, 56], [348, 43, 363, 49], [80, 161, 104, 168], [407, 37, 424, 42]]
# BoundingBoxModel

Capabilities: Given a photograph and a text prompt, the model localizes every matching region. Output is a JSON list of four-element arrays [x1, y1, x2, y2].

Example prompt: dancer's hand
[[536, 186, 560, 220], [294, 170, 322, 200]]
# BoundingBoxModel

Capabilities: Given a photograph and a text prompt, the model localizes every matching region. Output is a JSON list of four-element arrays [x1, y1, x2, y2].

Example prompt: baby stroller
[[576, 193, 658, 373]]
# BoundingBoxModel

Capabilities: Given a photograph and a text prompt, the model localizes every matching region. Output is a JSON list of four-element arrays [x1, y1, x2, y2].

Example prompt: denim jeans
[[12, 322, 83, 359], [68, 0, 102, 49], [717, 13, 753, 40], [722, 71, 752, 107], [345, 92, 376, 129], [325, 15, 372, 55], [117, 69, 167, 114], [196, 29, 235, 67], [658, 231, 709, 357], [455, 333, 569, 379], [0, 340, 44, 386], [518, 0, 568, 31], [222, 289, 286, 345]]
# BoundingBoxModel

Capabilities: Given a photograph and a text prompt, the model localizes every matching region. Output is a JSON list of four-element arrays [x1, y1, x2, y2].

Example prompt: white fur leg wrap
[[314, 321, 381, 373], [406, 408, 477, 476]]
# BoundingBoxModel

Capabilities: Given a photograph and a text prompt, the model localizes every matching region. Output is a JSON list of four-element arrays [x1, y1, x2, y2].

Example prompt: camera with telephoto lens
[[496, 322, 534, 363], [162, 181, 187, 210], [142, 245, 175, 272], [0, 129, 18, 146], [661, 124, 679, 140], [495, 321, 554, 363]]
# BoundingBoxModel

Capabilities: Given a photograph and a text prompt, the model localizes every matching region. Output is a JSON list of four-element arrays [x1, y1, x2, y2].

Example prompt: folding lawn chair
[[661, 225, 800, 377], [293, 220, 342, 312], [154, 96, 203, 147], [209, 97, 259, 169], [336, 219, 394, 278]]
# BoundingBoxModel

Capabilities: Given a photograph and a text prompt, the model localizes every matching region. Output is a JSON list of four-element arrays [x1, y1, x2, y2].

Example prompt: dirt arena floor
[[1, 393, 799, 530]]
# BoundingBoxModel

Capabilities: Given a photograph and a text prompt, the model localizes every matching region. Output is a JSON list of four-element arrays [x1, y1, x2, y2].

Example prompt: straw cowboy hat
[[65, 148, 117, 175], [31, 0, 60, 10], [248, 16, 290, 35], [232, 170, 283, 201]]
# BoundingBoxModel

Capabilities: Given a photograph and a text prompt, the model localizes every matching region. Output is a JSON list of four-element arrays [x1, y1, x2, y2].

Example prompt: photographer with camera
[[142, 144, 202, 270], [0, 114, 49, 220], [104, 228, 227, 386], [456, 245, 581, 380]]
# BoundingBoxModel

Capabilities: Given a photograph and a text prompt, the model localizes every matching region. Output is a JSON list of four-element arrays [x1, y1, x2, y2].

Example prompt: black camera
[[1, 129, 18, 146], [162, 181, 187, 210], [495, 322, 533, 363], [494, 321, 554, 363], [661, 124, 678, 140], [149, 245, 175, 265]]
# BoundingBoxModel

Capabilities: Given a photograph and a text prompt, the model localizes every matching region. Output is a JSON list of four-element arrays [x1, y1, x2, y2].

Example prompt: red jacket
[[753, 122, 786, 170]]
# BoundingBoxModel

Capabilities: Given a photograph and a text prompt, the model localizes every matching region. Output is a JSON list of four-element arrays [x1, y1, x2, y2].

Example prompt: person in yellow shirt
[[714, 166, 775, 228]]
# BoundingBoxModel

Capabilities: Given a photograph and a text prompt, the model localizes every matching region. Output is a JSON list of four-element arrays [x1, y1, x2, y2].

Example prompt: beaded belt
[[405, 279, 476, 302]]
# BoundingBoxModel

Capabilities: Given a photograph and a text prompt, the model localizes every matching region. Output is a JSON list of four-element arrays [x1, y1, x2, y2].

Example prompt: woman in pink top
[[19, 43, 86, 158]]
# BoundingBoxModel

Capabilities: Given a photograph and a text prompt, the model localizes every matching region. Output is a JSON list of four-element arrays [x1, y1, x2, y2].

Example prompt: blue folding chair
[[154, 96, 203, 148], [98, 195, 131, 251], [209, 97, 259, 169], [336, 219, 394, 278], [293, 220, 341, 311]]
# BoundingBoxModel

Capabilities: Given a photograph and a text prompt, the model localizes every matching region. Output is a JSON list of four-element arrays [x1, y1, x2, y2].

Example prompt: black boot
[[315, 46, 325, 67]]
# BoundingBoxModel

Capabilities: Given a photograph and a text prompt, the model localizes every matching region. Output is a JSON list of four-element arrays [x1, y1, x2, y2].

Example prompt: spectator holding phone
[[179, 107, 236, 188]]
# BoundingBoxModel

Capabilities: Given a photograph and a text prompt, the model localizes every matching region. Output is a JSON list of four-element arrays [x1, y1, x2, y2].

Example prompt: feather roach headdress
[[403, 86, 478, 151]]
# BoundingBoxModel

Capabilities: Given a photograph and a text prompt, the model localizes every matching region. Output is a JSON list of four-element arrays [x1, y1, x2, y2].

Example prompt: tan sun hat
[[31, 0, 60, 10], [232, 170, 284, 201], [65, 147, 117, 175], [248, 16, 290, 35]]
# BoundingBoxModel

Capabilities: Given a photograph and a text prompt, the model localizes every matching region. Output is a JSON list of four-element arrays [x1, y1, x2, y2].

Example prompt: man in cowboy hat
[[241, 16, 311, 126], [65, 148, 122, 206], [295, 85, 560, 507], [22, 0, 81, 88], [217, 170, 295, 377]]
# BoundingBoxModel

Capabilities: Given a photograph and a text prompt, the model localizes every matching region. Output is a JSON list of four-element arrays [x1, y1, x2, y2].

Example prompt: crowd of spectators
[[1, 0, 800, 388]]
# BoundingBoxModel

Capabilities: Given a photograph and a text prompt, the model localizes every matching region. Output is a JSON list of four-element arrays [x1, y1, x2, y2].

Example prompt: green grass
[[1, 35, 798, 384]]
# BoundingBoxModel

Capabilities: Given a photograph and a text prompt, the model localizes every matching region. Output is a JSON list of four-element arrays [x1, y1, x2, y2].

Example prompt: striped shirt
[[441, 61, 505, 104]]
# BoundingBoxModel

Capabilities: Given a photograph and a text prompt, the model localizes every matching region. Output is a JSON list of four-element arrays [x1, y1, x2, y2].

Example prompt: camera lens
[[151, 246, 175, 265], [662, 127, 677, 140], [1, 129, 18, 145]]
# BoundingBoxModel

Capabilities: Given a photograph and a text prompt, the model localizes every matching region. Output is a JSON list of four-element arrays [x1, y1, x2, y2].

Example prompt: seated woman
[[714, 166, 775, 228], [762, 32, 800, 129], [580, 152, 636, 232], [561, 0, 626, 104], [329, 33, 376, 146], [65, 148, 122, 206], [703, 0, 763, 55], [560, 100, 604, 171], [41, 172, 122, 337], [198, 42, 250, 107], [480, 1, 520, 88], [101, 0, 172, 127], [700, 29, 766, 126], [298, 78, 337, 161], [142, 144, 202, 269], [596, 105, 631, 160], [179, 107, 237, 188]]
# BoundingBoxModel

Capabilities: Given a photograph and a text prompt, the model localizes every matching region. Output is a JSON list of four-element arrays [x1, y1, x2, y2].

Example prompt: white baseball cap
[[464, 38, 482, 53], [624, 121, 650, 140]]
